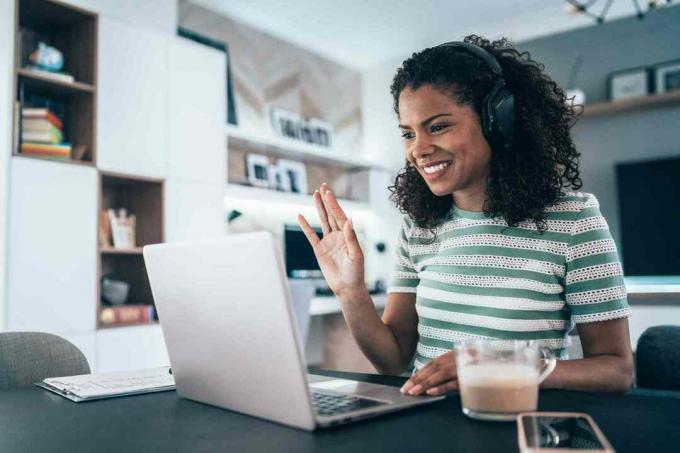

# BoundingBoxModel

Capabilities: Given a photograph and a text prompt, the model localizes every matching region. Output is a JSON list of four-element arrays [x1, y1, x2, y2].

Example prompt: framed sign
[[608, 67, 650, 101], [654, 60, 680, 94]]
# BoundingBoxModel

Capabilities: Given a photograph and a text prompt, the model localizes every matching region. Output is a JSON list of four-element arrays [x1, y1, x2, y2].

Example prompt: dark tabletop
[[1, 368, 679, 453]]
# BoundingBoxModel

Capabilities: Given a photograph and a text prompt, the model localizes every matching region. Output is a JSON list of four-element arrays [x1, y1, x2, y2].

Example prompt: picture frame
[[277, 159, 308, 194], [307, 118, 333, 148], [654, 59, 680, 94], [246, 154, 271, 188], [608, 67, 650, 101], [270, 107, 334, 148], [270, 107, 301, 140]]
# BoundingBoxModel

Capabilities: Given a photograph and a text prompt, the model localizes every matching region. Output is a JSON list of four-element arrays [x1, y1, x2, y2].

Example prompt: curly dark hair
[[388, 34, 582, 232]]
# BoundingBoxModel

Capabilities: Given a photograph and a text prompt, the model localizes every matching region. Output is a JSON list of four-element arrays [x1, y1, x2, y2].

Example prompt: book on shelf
[[99, 210, 112, 248], [20, 142, 71, 160], [107, 209, 137, 249], [22, 127, 63, 144], [99, 304, 156, 326], [23, 65, 75, 84], [22, 107, 63, 129]]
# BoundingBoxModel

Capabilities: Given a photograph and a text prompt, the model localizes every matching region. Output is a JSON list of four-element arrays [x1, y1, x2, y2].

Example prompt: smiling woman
[[298, 34, 634, 397]]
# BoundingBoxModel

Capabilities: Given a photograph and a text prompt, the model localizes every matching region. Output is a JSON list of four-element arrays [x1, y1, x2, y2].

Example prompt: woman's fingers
[[405, 370, 455, 396], [297, 214, 320, 247], [342, 218, 362, 260], [323, 186, 349, 229], [425, 380, 459, 396], [313, 190, 332, 235], [319, 184, 340, 231]]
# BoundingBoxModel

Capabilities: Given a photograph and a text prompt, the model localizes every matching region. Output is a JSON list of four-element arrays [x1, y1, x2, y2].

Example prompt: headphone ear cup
[[488, 88, 515, 151]]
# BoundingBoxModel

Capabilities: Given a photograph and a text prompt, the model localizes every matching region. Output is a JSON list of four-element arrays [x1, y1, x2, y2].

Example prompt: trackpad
[[309, 378, 359, 393]]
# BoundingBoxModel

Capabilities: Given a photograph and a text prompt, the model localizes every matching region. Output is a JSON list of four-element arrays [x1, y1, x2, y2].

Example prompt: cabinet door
[[96, 325, 169, 373], [166, 37, 226, 184], [97, 17, 167, 178], [165, 180, 225, 242], [7, 157, 97, 332]]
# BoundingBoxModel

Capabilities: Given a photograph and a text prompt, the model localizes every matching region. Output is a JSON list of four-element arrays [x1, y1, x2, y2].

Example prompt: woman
[[297, 35, 633, 395]]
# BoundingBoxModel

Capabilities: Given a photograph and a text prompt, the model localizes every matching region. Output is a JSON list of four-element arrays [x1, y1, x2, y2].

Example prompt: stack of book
[[20, 107, 71, 160], [99, 304, 156, 327]]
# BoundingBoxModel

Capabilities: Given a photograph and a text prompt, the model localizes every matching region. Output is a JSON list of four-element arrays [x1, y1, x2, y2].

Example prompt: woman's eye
[[431, 124, 449, 133], [401, 131, 414, 140]]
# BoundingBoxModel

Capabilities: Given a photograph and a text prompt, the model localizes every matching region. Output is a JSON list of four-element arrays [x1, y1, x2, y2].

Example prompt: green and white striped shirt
[[388, 192, 631, 371]]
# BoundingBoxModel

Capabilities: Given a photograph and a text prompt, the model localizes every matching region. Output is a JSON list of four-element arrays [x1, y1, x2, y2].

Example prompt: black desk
[[2, 369, 679, 453]]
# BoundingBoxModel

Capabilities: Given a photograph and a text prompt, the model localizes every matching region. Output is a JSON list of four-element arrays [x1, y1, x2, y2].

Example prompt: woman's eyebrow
[[398, 113, 453, 129]]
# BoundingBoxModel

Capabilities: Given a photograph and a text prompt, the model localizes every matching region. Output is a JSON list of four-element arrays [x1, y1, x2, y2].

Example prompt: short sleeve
[[387, 216, 420, 294], [565, 194, 631, 323]]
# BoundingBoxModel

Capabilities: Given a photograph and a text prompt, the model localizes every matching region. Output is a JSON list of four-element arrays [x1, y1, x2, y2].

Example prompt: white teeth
[[423, 162, 451, 174]]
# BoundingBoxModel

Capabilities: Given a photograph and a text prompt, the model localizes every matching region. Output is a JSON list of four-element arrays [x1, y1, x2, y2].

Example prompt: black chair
[[635, 326, 680, 391]]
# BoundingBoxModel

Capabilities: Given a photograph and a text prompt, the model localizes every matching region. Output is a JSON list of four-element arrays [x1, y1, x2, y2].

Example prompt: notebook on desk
[[35, 366, 175, 402]]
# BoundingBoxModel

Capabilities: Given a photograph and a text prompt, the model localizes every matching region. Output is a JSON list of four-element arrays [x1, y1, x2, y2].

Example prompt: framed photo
[[608, 67, 650, 101], [246, 154, 271, 188], [654, 60, 680, 94], [270, 107, 301, 140], [277, 159, 308, 194], [307, 118, 333, 148]]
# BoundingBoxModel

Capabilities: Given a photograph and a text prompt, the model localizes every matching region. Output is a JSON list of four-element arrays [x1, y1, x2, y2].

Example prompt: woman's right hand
[[297, 183, 366, 299]]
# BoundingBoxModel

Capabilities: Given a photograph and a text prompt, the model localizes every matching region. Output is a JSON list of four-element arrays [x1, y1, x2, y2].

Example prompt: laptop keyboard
[[311, 391, 387, 417]]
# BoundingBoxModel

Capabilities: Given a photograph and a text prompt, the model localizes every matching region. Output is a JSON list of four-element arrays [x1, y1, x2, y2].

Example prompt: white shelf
[[309, 294, 387, 316], [225, 183, 371, 211], [625, 277, 680, 294], [226, 124, 384, 171]]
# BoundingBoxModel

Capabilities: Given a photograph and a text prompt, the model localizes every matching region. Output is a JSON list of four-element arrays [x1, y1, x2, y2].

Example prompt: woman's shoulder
[[544, 191, 600, 216]]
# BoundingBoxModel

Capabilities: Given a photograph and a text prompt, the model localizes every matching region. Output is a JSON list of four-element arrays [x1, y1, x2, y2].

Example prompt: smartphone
[[517, 412, 615, 453]]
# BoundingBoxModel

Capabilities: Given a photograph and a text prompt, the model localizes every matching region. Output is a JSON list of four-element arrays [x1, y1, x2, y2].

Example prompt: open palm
[[297, 184, 365, 297]]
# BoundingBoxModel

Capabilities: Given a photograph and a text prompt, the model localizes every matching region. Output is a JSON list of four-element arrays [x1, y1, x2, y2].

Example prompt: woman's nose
[[409, 134, 435, 161]]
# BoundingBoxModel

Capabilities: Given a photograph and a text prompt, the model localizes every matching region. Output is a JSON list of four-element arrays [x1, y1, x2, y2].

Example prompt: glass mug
[[454, 340, 557, 421]]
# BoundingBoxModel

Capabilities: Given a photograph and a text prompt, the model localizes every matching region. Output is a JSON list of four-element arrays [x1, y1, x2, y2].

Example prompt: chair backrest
[[0, 332, 90, 390], [636, 325, 680, 391]]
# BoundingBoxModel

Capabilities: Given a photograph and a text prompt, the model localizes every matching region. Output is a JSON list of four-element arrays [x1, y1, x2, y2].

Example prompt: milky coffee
[[458, 363, 539, 414]]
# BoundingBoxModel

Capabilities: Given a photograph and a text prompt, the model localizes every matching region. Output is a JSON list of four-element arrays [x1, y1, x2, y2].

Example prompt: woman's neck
[[452, 183, 487, 212]]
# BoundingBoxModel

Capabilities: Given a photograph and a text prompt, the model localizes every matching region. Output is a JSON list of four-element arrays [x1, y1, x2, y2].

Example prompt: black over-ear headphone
[[436, 42, 515, 151]]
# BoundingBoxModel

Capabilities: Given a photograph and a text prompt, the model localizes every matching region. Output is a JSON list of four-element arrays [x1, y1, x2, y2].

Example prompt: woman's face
[[398, 84, 492, 198]]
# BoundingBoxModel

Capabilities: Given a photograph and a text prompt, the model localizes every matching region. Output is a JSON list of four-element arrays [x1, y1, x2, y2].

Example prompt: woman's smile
[[420, 159, 453, 179]]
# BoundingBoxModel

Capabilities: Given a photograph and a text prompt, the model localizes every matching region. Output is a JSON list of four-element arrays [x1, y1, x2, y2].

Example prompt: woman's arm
[[337, 291, 418, 375], [541, 317, 634, 393], [298, 184, 418, 375]]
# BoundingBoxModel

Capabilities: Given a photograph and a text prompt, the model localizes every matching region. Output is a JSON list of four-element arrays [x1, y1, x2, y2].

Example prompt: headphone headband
[[435, 41, 504, 78]]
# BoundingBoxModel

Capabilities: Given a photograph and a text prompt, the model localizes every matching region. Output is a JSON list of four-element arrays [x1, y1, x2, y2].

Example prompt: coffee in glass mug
[[454, 340, 557, 421]]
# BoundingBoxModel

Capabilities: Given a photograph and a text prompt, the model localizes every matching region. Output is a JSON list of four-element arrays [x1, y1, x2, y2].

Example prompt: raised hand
[[297, 183, 365, 298]]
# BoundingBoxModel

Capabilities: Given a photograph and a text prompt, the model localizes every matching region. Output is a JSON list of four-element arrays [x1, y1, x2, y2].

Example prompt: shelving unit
[[98, 172, 164, 329], [224, 182, 371, 211], [226, 124, 379, 170], [227, 125, 376, 204], [13, 0, 97, 164], [580, 90, 680, 118]]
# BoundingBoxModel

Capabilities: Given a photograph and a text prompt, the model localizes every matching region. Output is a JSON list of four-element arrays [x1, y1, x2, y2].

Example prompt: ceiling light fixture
[[565, 0, 674, 24]]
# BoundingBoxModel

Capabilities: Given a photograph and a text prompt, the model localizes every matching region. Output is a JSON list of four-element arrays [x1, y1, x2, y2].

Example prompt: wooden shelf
[[12, 153, 95, 167], [98, 320, 159, 330], [100, 247, 144, 255], [18, 68, 95, 95], [14, 0, 98, 164], [226, 124, 383, 171], [581, 90, 680, 118]]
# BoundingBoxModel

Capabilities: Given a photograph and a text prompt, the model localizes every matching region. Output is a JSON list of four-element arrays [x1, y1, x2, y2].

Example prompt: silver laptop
[[143, 231, 443, 431]]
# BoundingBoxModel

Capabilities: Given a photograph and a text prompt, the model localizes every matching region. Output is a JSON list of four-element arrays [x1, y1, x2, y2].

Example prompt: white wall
[[62, 0, 177, 36], [0, 0, 15, 330], [361, 56, 409, 280]]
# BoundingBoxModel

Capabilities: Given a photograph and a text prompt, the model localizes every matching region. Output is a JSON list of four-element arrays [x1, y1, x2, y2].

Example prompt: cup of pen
[[454, 340, 557, 422]]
